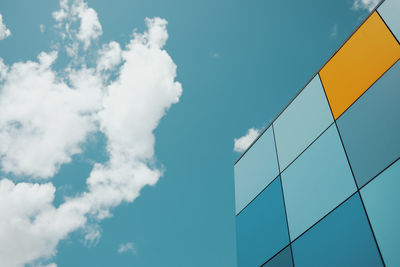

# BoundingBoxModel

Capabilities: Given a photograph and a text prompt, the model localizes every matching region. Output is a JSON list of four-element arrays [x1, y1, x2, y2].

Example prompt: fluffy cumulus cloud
[[0, 0, 182, 266], [234, 128, 260, 153], [0, 51, 102, 178], [352, 0, 380, 11], [0, 14, 11, 40], [0, 179, 87, 267], [117, 242, 137, 255]]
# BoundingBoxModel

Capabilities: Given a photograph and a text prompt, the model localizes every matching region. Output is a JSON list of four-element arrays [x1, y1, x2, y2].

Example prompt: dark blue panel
[[336, 60, 400, 187], [234, 126, 279, 214], [236, 177, 289, 267], [292, 193, 383, 267], [262, 245, 293, 267], [281, 124, 356, 240]]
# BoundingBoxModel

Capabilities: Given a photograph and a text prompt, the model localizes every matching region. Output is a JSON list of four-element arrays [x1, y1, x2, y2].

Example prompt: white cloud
[[83, 225, 101, 246], [352, 0, 380, 11], [0, 179, 87, 267], [0, 58, 7, 80], [117, 242, 137, 255], [234, 128, 260, 153], [53, 0, 103, 54], [0, 1, 181, 266], [40, 24, 45, 33], [0, 51, 102, 178], [39, 264, 57, 267], [74, 2, 102, 49], [97, 41, 122, 72], [0, 14, 11, 40]]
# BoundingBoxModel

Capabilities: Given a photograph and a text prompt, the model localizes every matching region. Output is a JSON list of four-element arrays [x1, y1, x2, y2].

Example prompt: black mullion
[[377, 9, 400, 45], [333, 121, 386, 265], [234, 1, 385, 166], [271, 124, 295, 266]]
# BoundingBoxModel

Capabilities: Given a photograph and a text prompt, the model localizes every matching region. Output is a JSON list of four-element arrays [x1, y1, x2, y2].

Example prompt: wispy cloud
[[0, 14, 11, 40], [40, 24, 45, 33], [234, 128, 260, 153], [0, 0, 182, 266], [117, 242, 137, 255], [352, 0, 380, 11], [330, 24, 338, 38], [53, 0, 102, 50], [211, 52, 220, 58]]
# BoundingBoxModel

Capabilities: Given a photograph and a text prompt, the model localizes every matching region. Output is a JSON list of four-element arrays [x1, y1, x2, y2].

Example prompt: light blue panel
[[292, 193, 383, 267], [234, 126, 279, 214], [236, 177, 290, 267], [281, 124, 357, 240], [274, 75, 333, 171], [379, 0, 400, 41], [361, 159, 400, 267], [336, 60, 400, 187]]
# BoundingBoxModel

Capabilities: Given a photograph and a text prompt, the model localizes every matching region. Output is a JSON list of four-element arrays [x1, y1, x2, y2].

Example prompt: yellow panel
[[319, 12, 400, 119]]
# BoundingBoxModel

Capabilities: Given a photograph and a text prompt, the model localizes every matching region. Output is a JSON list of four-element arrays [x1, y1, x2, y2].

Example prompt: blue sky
[[0, 0, 374, 266]]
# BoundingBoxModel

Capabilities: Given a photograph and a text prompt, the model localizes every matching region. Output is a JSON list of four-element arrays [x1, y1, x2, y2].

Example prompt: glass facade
[[234, 1, 400, 266]]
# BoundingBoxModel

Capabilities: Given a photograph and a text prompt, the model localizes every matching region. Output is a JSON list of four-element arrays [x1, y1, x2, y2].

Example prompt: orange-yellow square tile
[[319, 12, 400, 119]]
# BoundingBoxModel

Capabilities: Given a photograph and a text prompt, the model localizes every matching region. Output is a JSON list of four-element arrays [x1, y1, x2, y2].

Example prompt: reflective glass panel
[[361, 159, 400, 267], [336, 60, 400, 187], [319, 12, 400, 119], [379, 0, 400, 41], [234, 126, 279, 214], [281, 124, 356, 240], [273, 75, 333, 171], [236, 177, 289, 267], [262, 245, 293, 267], [292, 193, 383, 267]]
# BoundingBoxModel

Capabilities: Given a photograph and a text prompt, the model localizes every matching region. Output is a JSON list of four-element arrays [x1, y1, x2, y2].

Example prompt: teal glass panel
[[292, 193, 383, 267], [336, 60, 400, 188], [273, 75, 333, 171], [281, 124, 356, 240], [234, 126, 279, 214], [361, 159, 400, 267], [379, 0, 400, 41], [262, 246, 293, 267], [236, 177, 289, 267]]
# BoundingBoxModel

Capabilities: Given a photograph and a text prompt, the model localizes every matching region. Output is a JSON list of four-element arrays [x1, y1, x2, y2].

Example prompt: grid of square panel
[[234, 0, 400, 266]]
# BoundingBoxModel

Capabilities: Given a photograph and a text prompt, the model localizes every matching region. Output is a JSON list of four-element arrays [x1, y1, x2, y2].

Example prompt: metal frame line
[[234, 0, 386, 166], [235, 1, 400, 265]]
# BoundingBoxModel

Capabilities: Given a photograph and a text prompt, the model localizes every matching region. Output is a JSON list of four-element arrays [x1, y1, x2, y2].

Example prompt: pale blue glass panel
[[379, 0, 400, 41], [236, 177, 289, 267], [234, 126, 279, 214], [292, 193, 383, 267], [336, 60, 400, 187], [274, 75, 333, 171], [281, 124, 357, 240], [361, 159, 400, 267]]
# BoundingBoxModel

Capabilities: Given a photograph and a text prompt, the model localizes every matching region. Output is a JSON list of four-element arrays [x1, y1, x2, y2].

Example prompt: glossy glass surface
[[234, 126, 279, 214], [281, 124, 356, 240], [262, 246, 293, 267], [336, 60, 400, 187], [273, 75, 333, 171], [236, 177, 289, 267], [292, 193, 383, 267], [361, 159, 400, 267], [319, 12, 400, 119], [379, 0, 400, 41]]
